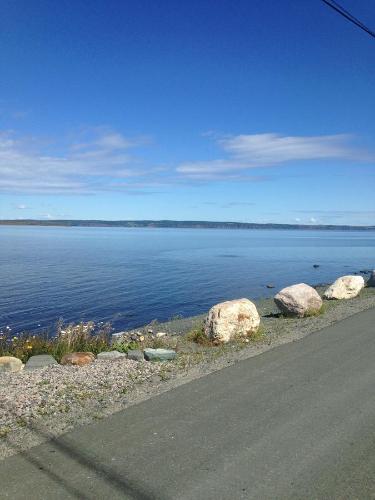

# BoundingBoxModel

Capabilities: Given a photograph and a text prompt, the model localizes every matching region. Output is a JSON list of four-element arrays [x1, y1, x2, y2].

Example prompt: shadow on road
[[1, 409, 161, 500]]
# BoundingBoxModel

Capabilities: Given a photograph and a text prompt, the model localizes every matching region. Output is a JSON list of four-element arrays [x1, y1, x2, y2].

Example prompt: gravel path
[[1, 286, 374, 460]]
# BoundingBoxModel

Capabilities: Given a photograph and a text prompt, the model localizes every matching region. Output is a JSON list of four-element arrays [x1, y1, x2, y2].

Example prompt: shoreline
[[3, 271, 372, 337], [1, 286, 375, 460], [2, 219, 375, 231]]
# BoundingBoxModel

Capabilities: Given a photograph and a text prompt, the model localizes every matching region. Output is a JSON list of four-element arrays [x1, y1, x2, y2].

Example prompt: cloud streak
[[176, 133, 371, 179], [1, 129, 372, 194], [0, 128, 155, 194]]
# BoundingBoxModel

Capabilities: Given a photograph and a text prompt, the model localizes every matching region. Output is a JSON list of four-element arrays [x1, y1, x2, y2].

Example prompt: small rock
[[138, 335, 145, 342], [155, 332, 167, 338], [143, 348, 177, 362], [60, 352, 95, 366], [25, 354, 58, 371], [127, 350, 144, 362], [0, 356, 23, 373], [147, 328, 153, 334], [97, 351, 126, 360]]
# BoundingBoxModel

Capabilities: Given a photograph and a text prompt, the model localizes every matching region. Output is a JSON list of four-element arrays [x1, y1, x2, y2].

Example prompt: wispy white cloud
[[219, 133, 360, 163], [176, 133, 372, 179], [0, 128, 156, 194], [1, 129, 372, 194]]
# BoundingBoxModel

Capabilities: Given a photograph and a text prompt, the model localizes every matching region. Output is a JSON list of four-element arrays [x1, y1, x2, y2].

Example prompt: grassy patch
[[186, 325, 215, 346], [0, 427, 10, 439], [111, 340, 141, 353], [304, 304, 327, 317], [0, 321, 113, 363]]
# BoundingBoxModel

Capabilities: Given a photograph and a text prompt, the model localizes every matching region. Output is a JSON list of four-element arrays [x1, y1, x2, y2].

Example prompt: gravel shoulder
[[1, 286, 375, 460]]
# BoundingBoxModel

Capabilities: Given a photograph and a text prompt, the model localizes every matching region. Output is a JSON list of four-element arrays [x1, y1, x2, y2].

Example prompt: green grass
[[111, 340, 141, 353], [304, 304, 327, 317], [186, 325, 215, 346], [0, 321, 113, 363]]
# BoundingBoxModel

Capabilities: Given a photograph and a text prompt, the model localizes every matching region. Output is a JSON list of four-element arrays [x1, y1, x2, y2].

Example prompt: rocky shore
[[1, 280, 375, 460]]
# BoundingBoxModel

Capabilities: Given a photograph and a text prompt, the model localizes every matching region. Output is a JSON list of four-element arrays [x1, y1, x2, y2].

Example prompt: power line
[[321, 0, 375, 39]]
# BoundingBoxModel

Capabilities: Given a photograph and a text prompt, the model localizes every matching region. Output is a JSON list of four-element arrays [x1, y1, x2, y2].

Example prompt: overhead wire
[[321, 0, 375, 39]]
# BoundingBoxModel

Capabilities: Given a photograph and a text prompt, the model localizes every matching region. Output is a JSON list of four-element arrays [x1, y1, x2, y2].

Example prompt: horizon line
[[1, 219, 374, 230]]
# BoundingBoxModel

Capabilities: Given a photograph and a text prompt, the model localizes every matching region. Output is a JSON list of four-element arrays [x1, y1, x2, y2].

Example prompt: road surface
[[1, 308, 375, 499]]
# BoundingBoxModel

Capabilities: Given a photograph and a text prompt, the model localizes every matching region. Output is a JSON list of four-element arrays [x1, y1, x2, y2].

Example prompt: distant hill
[[1, 219, 374, 231]]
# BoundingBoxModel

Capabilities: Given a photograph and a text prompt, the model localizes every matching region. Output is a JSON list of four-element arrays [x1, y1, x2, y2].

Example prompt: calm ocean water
[[1, 226, 374, 334]]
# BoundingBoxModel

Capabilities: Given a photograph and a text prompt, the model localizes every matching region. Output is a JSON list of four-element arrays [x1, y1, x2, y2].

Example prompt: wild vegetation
[[0, 321, 113, 363]]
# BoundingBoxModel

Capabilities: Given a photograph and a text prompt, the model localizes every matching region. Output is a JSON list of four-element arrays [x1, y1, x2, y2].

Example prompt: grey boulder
[[97, 350, 126, 360], [24, 354, 58, 371], [143, 348, 177, 362], [127, 350, 144, 362]]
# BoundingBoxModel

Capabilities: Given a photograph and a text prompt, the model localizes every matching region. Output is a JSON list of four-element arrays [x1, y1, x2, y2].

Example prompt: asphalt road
[[1, 308, 375, 499]]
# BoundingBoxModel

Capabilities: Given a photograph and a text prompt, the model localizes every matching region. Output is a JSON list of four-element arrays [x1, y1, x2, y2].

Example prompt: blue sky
[[0, 0, 374, 224]]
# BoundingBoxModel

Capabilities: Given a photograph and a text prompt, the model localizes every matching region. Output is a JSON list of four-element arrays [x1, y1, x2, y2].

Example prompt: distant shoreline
[[1, 219, 375, 231]]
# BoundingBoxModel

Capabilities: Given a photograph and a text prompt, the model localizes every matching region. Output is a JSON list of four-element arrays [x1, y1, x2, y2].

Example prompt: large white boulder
[[274, 283, 323, 317], [204, 298, 260, 343], [324, 275, 365, 300]]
